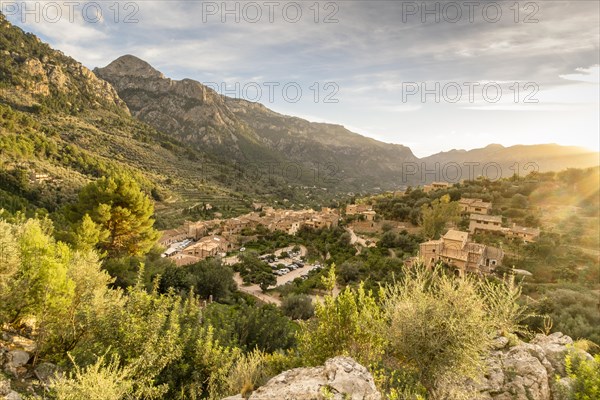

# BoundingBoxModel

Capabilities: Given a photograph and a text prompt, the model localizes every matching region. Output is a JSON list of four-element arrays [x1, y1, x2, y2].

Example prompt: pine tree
[[71, 175, 159, 257]]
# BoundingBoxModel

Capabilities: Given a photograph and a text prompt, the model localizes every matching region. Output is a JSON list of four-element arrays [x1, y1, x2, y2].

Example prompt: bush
[[382, 267, 496, 396], [564, 352, 600, 399], [49, 353, 166, 400], [281, 294, 315, 320], [50, 354, 137, 400], [297, 267, 386, 367]]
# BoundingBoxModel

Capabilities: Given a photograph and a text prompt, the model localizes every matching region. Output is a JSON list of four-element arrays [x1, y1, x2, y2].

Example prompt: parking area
[[229, 244, 323, 304], [260, 245, 319, 280], [274, 263, 321, 286]]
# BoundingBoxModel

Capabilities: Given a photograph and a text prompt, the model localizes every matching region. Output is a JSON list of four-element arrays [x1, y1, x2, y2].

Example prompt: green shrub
[[563, 352, 600, 399], [281, 294, 315, 320]]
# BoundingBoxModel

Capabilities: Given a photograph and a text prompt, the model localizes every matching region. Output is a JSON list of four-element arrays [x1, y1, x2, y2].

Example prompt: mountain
[[95, 55, 418, 191], [0, 13, 331, 229], [96, 55, 600, 190], [422, 144, 599, 182], [225, 97, 418, 189], [93, 55, 278, 165]]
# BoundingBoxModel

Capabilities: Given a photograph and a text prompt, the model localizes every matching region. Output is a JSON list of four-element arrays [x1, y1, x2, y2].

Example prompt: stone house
[[423, 181, 450, 193], [506, 224, 540, 243], [346, 204, 371, 215], [469, 214, 503, 233], [362, 210, 377, 222], [459, 198, 492, 215], [419, 229, 503, 276], [183, 235, 231, 261], [158, 227, 188, 247]]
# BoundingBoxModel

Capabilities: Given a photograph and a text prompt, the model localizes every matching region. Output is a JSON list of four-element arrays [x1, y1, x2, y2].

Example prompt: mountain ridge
[[94, 54, 599, 186], [94, 55, 420, 190]]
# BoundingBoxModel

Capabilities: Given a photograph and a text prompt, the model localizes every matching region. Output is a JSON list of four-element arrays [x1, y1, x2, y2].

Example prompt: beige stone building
[[345, 204, 377, 223], [469, 214, 503, 233], [221, 217, 261, 240], [419, 229, 504, 275], [423, 182, 451, 193], [506, 224, 540, 243], [158, 227, 188, 247], [346, 204, 372, 215], [363, 210, 377, 222], [173, 254, 202, 267], [185, 220, 220, 240], [183, 235, 231, 261], [458, 198, 492, 215]]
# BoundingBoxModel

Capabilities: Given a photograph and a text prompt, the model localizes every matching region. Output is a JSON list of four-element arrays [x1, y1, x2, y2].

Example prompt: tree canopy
[[69, 175, 158, 257]]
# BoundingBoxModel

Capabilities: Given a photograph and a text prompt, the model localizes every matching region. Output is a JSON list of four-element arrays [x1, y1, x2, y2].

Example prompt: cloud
[[559, 66, 600, 83]]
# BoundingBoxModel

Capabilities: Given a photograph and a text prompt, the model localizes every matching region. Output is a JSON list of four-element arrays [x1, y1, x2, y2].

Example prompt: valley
[[0, 9, 599, 400]]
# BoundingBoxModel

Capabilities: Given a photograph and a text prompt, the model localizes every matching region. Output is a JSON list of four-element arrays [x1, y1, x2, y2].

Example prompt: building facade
[[419, 229, 504, 275]]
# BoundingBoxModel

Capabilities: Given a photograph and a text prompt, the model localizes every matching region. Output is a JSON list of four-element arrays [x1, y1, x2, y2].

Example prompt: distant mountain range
[[95, 55, 599, 188], [421, 143, 599, 183], [1, 11, 598, 227]]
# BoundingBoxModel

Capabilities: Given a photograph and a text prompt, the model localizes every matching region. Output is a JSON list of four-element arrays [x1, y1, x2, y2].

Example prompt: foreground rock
[[224, 333, 590, 400], [0, 375, 21, 400], [223, 356, 381, 400], [476, 332, 592, 400]]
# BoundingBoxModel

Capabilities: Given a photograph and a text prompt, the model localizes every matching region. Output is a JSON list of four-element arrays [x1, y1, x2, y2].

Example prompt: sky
[[3, 0, 599, 157]]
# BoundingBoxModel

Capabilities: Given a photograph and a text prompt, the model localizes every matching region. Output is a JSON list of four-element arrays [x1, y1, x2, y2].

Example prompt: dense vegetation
[[0, 213, 536, 399], [3, 162, 597, 399]]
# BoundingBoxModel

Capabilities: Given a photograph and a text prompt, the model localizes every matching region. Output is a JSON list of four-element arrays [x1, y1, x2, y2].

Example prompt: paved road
[[233, 273, 281, 305], [234, 264, 319, 305]]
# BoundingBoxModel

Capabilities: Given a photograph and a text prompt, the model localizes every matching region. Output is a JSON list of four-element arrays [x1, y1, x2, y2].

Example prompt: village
[[158, 205, 340, 266], [157, 180, 541, 284]]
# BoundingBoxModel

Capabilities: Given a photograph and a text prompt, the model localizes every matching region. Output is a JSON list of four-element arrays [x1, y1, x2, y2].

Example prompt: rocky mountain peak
[[95, 54, 164, 79], [94, 54, 271, 162]]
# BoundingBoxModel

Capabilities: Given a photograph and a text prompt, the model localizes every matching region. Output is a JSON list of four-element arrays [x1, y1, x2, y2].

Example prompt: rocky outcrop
[[0, 13, 128, 112], [222, 333, 589, 400], [476, 332, 591, 400], [223, 356, 381, 400]]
